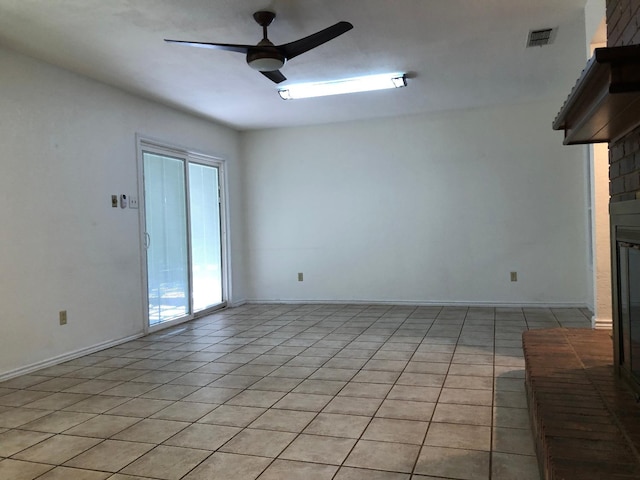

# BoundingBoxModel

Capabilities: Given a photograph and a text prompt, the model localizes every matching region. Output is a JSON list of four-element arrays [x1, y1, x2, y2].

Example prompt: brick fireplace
[[524, 2, 640, 479]]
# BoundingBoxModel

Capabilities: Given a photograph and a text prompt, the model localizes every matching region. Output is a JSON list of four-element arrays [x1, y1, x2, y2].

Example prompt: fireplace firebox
[[611, 200, 640, 393]]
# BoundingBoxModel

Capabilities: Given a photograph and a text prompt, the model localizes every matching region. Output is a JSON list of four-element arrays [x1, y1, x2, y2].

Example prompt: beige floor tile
[[323, 396, 382, 416], [247, 377, 302, 392], [432, 403, 492, 426], [323, 358, 367, 369], [27, 378, 88, 393], [444, 375, 493, 390], [494, 390, 528, 409], [258, 459, 338, 480], [224, 389, 285, 408], [18, 411, 96, 433], [126, 371, 183, 384], [491, 452, 540, 480], [151, 401, 217, 422], [112, 418, 189, 443], [62, 395, 129, 414], [64, 440, 153, 472], [198, 405, 265, 427], [351, 371, 400, 384], [376, 399, 434, 421], [0, 429, 53, 457], [425, 423, 491, 451], [303, 413, 370, 438], [279, 433, 356, 465], [492, 427, 536, 455], [415, 445, 490, 480], [105, 398, 173, 417], [404, 362, 450, 375], [121, 445, 210, 480], [362, 417, 428, 445], [230, 364, 279, 377], [273, 392, 333, 412], [164, 423, 240, 450], [64, 414, 141, 438], [387, 385, 440, 402], [447, 364, 493, 377], [0, 408, 53, 428], [248, 409, 316, 432], [309, 368, 358, 381], [35, 466, 110, 479], [168, 372, 221, 386], [23, 393, 89, 410], [219, 428, 295, 457], [100, 382, 159, 397], [338, 383, 392, 399], [0, 390, 53, 407], [13, 434, 101, 464], [209, 375, 262, 389], [139, 384, 199, 401], [438, 388, 493, 407], [493, 406, 530, 429], [493, 377, 525, 392], [0, 376, 50, 389], [269, 366, 318, 378], [411, 352, 454, 363], [182, 451, 270, 480], [396, 373, 445, 388], [344, 439, 420, 473], [180, 387, 241, 404], [293, 379, 346, 395], [362, 359, 408, 372], [334, 466, 410, 479], [0, 458, 54, 480], [64, 379, 123, 394]]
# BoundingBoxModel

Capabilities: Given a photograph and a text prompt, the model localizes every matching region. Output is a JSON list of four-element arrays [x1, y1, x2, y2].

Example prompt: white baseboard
[[594, 316, 613, 330], [243, 298, 590, 309], [0, 333, 144, 382]]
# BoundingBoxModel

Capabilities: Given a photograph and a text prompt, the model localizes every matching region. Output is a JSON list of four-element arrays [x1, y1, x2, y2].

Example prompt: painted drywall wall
[[241, 100, 590, 306], [0, 46, 243, 377]]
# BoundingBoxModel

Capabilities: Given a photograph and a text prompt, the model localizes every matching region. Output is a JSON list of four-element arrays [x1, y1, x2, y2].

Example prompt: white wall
[[241, 100, 589, 306], [0, 46, 243, 377]]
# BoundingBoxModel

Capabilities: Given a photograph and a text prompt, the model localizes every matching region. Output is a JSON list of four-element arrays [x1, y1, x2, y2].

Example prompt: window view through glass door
[[141, 146, 225, 327], [189, 163, 223, 311]]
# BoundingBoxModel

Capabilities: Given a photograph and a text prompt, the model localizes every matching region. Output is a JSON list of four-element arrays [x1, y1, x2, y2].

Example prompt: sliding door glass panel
[[143, 152, 190, 325], [189, 163, 223, 311]]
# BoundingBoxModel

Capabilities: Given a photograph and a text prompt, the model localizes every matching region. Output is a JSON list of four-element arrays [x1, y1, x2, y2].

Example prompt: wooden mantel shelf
[[553, 44, 640, 145]]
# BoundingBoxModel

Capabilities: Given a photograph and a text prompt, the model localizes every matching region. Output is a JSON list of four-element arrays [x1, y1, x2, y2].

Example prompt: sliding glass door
[[140, 144, 225, 328]]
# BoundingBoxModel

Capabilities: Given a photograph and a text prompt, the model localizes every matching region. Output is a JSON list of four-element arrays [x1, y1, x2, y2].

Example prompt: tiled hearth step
[[523, 328, 640, 480]]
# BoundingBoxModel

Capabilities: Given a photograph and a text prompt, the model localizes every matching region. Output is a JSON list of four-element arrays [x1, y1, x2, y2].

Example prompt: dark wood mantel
[[553, 44, 640, 145]]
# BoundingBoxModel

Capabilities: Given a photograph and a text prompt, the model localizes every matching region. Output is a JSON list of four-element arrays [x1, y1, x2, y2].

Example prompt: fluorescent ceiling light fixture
[[278, 73, 407, 100]]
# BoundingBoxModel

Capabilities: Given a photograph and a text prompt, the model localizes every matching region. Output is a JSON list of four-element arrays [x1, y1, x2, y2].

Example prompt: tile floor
[[0, 303, 592, 480]]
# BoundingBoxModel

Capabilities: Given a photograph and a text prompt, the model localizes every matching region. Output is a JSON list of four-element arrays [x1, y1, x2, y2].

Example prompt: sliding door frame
[[136, 135, 229, 334]]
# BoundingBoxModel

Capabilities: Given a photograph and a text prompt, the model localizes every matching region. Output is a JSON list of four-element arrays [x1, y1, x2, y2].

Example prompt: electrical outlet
[[59, 310, 67, 325], [510, 272, 518, 282], [298, 272, 304, 282], [129, 195, 139, 209]]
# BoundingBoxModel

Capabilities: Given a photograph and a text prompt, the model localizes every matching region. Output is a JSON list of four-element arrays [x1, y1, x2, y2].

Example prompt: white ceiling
[[0, 0, 590, 130]]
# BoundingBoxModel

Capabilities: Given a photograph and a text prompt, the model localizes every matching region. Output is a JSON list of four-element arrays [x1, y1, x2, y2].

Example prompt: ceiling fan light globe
[[247, 56, 285, 72]]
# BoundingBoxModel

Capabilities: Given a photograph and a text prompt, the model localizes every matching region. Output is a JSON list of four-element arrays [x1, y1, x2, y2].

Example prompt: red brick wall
[[608, 0, 640, 202]]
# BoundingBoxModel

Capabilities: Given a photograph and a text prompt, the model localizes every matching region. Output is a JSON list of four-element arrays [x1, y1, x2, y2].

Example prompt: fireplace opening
[[611, 201, 640, 394]]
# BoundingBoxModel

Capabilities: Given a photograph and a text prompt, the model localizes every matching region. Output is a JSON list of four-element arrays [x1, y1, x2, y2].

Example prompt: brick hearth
[[523, 328, 640, 479]]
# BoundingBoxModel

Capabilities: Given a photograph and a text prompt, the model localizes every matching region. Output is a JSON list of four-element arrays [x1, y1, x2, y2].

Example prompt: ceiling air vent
[[527, 28, 556, 47]]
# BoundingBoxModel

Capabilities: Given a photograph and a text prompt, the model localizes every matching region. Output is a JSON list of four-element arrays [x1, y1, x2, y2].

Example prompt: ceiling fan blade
[[280, 21, 353, 60], [164, 39, 250, 54], [261, 70, 287, 84]]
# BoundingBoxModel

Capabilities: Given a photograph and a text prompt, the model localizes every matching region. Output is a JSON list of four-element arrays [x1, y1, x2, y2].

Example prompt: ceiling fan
[[164, 11, 353, 84]]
